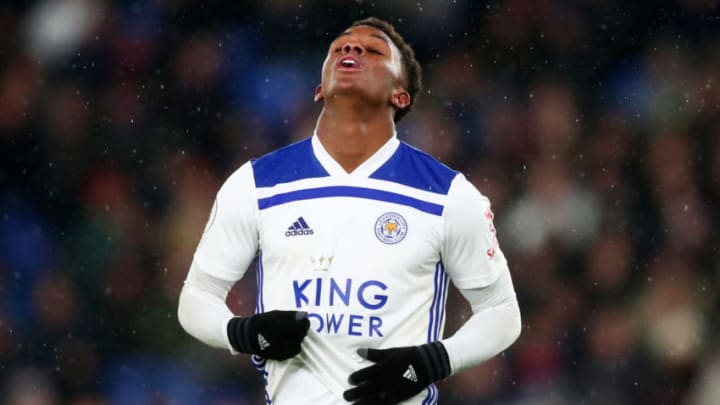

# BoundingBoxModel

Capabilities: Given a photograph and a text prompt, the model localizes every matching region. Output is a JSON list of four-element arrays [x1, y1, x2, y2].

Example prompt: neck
[[314, 101, 396, 173]]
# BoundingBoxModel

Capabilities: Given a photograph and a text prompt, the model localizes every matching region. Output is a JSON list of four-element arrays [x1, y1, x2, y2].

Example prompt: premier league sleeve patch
[[374, 212, 408, 244]]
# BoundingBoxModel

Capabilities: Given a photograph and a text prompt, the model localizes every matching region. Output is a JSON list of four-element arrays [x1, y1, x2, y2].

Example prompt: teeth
[[342, 59, 356, 66]]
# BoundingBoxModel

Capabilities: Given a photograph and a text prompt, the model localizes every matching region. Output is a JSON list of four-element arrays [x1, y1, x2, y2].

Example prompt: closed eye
[[368, 49, 383, 55]]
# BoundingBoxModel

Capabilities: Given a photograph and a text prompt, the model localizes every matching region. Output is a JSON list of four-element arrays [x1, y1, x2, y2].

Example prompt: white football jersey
[[193, 134, 508, 404]]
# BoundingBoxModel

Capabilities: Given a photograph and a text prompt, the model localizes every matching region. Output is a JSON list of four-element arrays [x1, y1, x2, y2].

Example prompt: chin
[[329, 82, 367, 96]]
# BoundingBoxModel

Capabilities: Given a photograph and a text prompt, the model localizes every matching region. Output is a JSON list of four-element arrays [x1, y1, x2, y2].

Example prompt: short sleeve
[[441, 174, 508, 289], [192, 162, 259, 282]]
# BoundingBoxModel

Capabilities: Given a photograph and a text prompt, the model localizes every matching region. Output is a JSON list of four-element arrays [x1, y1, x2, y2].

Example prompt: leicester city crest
[[374, 212, 408, 244]]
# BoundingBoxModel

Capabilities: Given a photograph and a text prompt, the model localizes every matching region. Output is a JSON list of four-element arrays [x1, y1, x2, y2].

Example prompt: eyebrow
[[334, 31, 389, 45]]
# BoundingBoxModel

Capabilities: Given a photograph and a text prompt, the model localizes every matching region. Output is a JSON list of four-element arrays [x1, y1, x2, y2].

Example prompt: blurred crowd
[[1, 0, 719, 404]]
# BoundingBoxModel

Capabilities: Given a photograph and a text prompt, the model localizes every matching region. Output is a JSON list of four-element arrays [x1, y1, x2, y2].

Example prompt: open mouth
[[336, 56, 361, 71]]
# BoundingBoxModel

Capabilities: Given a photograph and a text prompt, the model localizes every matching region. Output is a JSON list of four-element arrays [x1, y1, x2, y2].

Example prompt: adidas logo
[[258, 333, 270, 351], [402, 365, 418, 382], [285, 216, 314, 236]]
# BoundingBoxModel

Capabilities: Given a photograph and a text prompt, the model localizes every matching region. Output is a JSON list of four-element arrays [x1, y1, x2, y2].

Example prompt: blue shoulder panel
[[251, 138, 330, 187], [370, 142, 458, 195]]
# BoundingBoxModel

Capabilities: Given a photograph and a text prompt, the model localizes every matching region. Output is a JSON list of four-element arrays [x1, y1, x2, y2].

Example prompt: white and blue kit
[[179, 134, 520, 404]]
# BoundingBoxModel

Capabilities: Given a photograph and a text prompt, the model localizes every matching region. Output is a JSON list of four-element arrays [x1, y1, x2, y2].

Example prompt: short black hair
[[351, 17, 422, 123]]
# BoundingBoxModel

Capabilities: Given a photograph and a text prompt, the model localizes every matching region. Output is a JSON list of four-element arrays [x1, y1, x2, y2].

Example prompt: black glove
[[227, 310, 310, 360], [343, 341, 451, 404]]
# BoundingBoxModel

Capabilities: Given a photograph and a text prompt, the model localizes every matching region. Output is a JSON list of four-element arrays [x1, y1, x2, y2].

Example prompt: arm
[[178, 262, 310, 359], [177, 162, 257, 350], [178, 262, 236, 351], [442, 269, 521, 373], [440, 174, 521, 373], [343, 272, 520, 403], [177, 162, 309, 359], [344, 174, 521, 403]]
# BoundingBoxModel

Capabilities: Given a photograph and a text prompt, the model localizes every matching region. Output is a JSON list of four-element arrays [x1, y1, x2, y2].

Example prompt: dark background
[[1, 0, 719, 404]]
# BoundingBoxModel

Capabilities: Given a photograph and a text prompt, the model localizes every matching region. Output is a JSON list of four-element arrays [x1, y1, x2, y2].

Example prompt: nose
[[342, 41, 365, 56]]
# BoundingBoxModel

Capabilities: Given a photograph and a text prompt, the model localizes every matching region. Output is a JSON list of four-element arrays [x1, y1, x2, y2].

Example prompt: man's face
[[317, 25, 406, 109]]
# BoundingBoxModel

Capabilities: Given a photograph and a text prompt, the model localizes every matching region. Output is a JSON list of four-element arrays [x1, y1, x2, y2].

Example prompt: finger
[[343, 382, 377, 402], [274, 310, 295, 317], [273, 342, 302, 360], [266, 310, 298, 324], [268, 349, 292, 361], [295, 317, 311, 333], [357, 347, 388, 362], [348, 364, 381, 385], [288, 341, 302, 355], [287, 318, 310, 340], [276, 310, 306, 321]]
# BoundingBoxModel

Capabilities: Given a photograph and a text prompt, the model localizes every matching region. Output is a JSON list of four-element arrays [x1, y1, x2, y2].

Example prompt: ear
[[314, 85, 324, 102], [390, 87, 410, 110]]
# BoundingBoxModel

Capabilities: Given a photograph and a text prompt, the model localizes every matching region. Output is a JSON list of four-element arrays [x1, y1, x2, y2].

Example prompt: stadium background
[[1, 1, 719, 404]]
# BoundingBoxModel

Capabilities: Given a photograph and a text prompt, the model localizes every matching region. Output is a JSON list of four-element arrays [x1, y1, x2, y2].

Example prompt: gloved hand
[[227, 310, 310, 360], [343, 341, 451, 404]]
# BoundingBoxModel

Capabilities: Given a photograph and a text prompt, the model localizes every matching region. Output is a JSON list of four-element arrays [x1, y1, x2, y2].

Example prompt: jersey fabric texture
[[193, 135, 508, 405]]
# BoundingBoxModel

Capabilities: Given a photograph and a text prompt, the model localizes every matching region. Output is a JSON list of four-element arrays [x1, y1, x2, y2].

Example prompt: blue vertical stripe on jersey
[[436, 264, 449, 341], [260, 256, 265, 313], [422, 384, 438, 405], [433, 268, 442, 340], [422, 386, 433, 405], [427, 262, 449, 342], [423, 264, 447, 405], [427, 263, 441, 343], [253, 254, 271, 403], [256, 253, 265, 314], [432, 266, 442, 341], [252, 355, 272, 404], [435, 265, 448, 341], [257, 186, 445, 216], [251, 355, 267, 369]]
